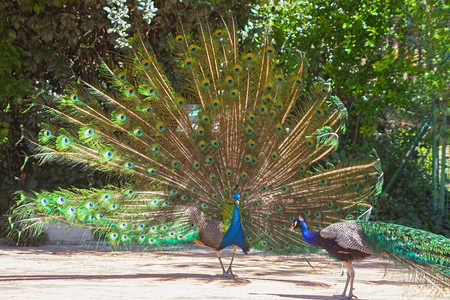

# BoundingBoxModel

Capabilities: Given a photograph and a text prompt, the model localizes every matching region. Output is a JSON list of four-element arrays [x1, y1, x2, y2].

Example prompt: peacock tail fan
[[15, 17, 382, 252], [11, 187, 199, 248], [358, 221, 450, 288]]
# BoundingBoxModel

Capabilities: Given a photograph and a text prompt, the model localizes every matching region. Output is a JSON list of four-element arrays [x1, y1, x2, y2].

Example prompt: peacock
[[10, 17, 383, 278], [290, 214, 450, 298]]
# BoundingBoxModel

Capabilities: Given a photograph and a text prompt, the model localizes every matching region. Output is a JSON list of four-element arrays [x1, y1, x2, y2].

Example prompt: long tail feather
[[358, 221, 450, 290]]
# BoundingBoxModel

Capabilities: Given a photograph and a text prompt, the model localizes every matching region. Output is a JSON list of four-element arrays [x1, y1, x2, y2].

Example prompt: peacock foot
[[221, 271, 236, 278]]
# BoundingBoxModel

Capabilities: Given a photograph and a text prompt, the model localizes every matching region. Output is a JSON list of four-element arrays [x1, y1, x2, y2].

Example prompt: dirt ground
[[0, 242, 447, 300]]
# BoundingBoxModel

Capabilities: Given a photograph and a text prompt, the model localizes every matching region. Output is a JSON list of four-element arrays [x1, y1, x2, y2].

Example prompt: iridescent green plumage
[[358, 221, 450, 268], [10, 17, 382, 276]]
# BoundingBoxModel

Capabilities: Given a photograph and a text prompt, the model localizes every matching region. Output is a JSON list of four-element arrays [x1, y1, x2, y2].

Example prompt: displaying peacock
[[10, 17, 383, 278], [291, 214, 450, 298]]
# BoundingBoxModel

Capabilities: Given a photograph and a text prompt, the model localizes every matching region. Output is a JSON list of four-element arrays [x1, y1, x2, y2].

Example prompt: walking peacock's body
[[11, 17, 382, 277]]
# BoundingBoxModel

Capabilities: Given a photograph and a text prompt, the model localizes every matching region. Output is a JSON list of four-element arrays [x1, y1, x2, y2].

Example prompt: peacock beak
[[290, 220, 299, 231]]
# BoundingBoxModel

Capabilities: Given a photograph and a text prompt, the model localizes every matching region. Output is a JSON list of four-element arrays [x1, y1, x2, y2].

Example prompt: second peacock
[[11, 17, 382, 277], [291, 214, 450, 298]]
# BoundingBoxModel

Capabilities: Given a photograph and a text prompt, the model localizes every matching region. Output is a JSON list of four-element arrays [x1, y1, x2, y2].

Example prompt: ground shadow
[[0, 272, 252, 285], [250, 293, 335, 299]]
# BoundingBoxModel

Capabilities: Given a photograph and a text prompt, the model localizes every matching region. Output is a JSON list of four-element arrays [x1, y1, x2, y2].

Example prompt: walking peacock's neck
[[300, 221, 320, 246]]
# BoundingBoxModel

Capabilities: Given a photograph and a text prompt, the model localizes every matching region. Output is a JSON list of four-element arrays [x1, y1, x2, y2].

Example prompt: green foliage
[[0, 19, 32, 147], [0, 122, 9, 144], [0, 20, 32, 102]]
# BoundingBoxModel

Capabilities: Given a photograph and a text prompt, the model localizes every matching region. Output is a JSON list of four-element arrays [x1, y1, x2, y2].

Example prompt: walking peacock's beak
[[289, 221, 297, 231]]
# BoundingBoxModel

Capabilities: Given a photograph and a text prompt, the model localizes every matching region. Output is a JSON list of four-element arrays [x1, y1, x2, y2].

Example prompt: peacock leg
[[216, 251, 228, 277], [345, 261, 356, 299], [225, 245, 238, 278], [333, 261, 357, 299]]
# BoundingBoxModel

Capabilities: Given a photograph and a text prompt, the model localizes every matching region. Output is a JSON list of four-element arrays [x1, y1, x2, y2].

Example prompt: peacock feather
[[358, 221, 450, 273], [11, 17, 383, 276]]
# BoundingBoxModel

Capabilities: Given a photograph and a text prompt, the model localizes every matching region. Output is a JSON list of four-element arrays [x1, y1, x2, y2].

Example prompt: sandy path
[[0, 244, 446, 299]]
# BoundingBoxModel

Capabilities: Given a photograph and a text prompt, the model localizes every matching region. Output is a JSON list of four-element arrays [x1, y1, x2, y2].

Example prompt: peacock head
[[233, 191, 240, 206], [290, 213, 306, 231], [232, 185, 240, 205]]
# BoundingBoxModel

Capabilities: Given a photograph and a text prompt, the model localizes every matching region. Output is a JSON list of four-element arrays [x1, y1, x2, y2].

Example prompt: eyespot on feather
[[146, 86, 155, 94], [225, 76, 234, 85], [198, 140, 207, 150], [197, 126, 205, 136], [184, 58, 193, 67], [275, 123, 283, 133], [188, 44, 198, 52], [271, 151, 278, 160], [210, 139, 219, 147], [201, 115, 210, 123], [193, 160, 200, 169], [276, 74, 284, 83], [211, 99, 220, 108], [152, 144, 160, 152], [155, 121, 165, 132], [258, 105, 267, 114], [176, 97, 185, 107], [245, 125, 254, 135], [201, 79, 210, 88], [175, 35, 184, 42]]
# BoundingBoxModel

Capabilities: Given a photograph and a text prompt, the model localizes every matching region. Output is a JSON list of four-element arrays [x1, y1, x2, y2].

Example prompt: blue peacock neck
[[230, 203, 241, 226], [217, 192, 248, 251], [299, 220, 320, 246]]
